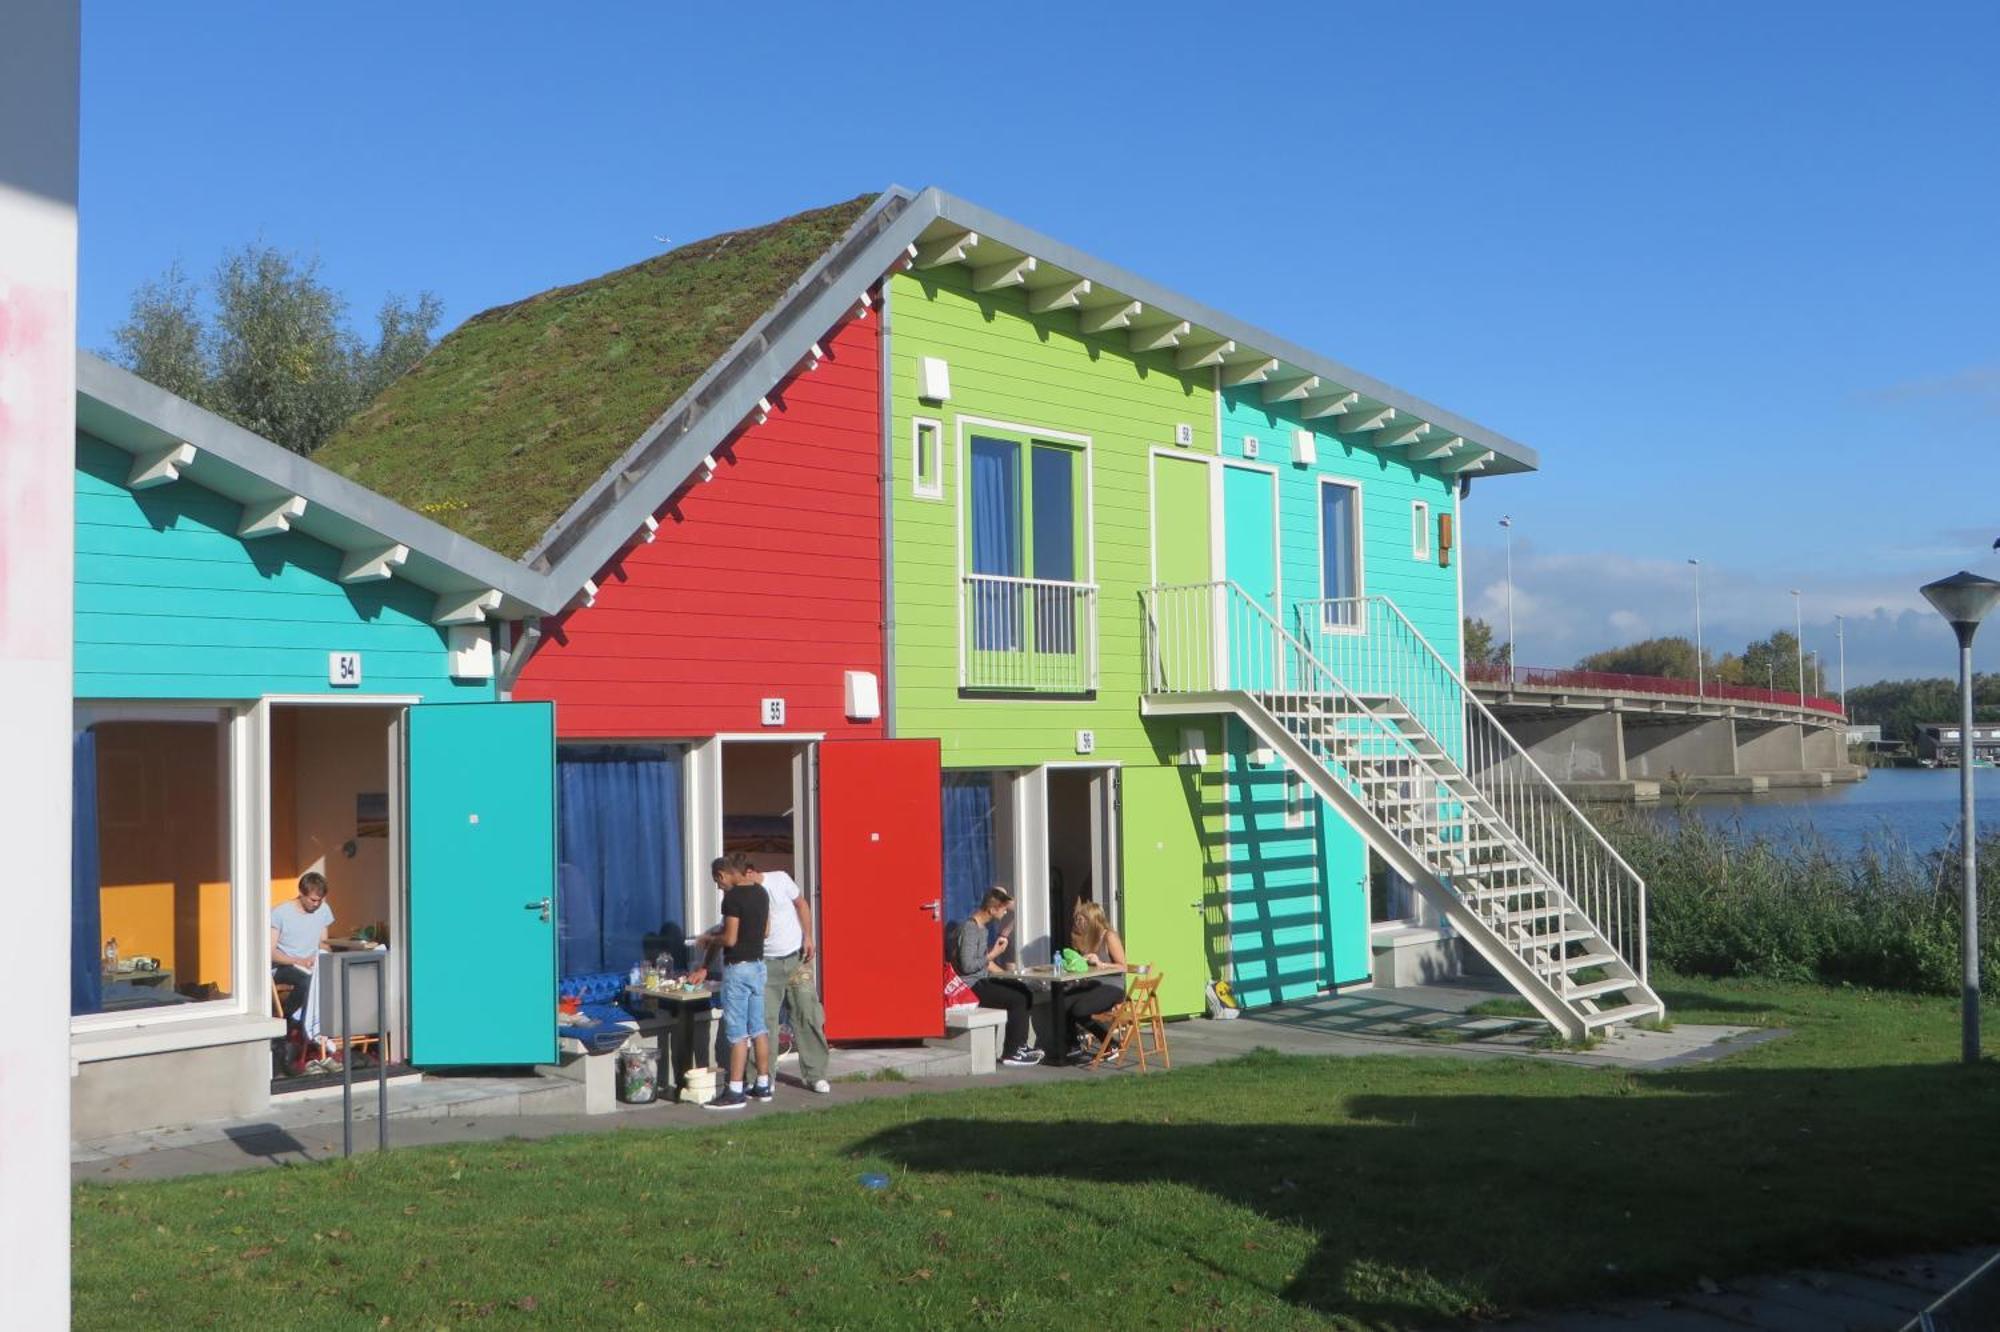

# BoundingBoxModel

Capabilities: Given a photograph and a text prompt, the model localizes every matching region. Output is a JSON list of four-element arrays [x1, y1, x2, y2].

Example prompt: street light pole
[[1500, 515, 1515, 684], [1920, 570, 2000, 1066], [1790, 588, 1806, 705], [1836, 614, 1847, 714], [1689, 558, 1704, 698]]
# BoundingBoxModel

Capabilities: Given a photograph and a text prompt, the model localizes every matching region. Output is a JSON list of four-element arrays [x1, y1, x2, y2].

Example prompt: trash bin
[[616, 1048, 657, 1104]]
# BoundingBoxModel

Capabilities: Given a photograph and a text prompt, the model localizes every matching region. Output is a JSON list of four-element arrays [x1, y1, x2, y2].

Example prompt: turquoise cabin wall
[[74, 434, 491, 703], [1218, 389, 1464, 982]]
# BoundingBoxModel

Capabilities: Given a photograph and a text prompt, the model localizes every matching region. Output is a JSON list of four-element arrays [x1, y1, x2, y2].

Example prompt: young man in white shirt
[[742, 857, 832, 1094], [271, 871, 334, 1070]]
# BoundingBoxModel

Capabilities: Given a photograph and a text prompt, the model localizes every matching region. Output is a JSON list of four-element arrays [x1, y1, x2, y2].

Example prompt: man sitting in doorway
[[950, 887, 1044, 1067], [732, 854, 832, 1096], [271, 872, 333, 1066]]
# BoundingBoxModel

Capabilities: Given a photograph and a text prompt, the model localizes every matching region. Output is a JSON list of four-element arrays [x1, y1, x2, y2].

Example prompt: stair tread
[[1582, 1001, 1661, 1029], [1562, 976, 1640, 1001], [1536, 950, 1621, 976]]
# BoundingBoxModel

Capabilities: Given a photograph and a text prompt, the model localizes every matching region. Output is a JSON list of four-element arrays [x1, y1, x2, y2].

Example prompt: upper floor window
[[1411, 500, 1431, 560], [912, 418, 943, 500], [1319, 478, 1362, 626], [963, 425, 1095, 691]]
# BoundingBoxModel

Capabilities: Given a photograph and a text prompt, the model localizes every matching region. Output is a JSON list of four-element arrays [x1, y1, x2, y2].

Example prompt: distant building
[[1846, 724, 1882, 746], [1916, 722, 2000, 766]]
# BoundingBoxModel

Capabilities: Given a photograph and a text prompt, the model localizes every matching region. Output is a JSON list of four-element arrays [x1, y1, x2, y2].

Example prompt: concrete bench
[[923, 1006, 1006, 1076]]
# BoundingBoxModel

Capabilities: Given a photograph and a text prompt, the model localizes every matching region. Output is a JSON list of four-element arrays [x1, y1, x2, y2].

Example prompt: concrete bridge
[[1466, 665, 1861, 802]]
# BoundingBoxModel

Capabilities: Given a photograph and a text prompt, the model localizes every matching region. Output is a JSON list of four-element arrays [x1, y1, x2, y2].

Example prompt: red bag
[[943, 959, 978, 1009]]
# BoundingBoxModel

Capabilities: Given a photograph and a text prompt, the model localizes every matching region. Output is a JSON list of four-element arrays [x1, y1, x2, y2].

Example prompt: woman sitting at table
[[1059, 901, 1131, 1063], [950, 888, 1044, 1067]]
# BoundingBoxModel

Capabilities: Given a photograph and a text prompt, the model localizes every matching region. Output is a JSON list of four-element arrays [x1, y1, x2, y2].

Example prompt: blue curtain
[[970, 436, 1022, 650], [1030, 445, 1076, 655], [556, 745, 684, 976], [71, 729, 103, 1016], [941, 773, 995, 934], [1320, 483, 1357, 600]]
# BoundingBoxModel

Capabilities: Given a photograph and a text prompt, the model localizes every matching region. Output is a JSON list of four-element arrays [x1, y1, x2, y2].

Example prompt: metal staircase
[[1141, 581, 1662, 1040]]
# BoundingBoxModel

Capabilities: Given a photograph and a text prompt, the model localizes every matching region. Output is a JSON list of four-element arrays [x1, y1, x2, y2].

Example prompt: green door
[[1151, 454, 1215, 691], [1120, 763, 1220, 1018], [405, 701, 556, 1066]]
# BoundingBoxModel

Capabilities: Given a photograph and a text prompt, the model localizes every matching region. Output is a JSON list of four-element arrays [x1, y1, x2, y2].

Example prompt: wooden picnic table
[[626, 983, 716, 1100], [1009, 963, 1126, 1059]]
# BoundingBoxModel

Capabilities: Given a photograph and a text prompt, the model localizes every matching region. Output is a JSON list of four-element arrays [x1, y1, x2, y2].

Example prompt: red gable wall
[[514, 310, 884, 739]]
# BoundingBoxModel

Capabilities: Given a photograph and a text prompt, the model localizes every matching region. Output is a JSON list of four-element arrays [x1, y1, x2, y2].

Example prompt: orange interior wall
[[94, 721, 232, 996], [268, 707, 299, 907], [267, 706, 394, 939]]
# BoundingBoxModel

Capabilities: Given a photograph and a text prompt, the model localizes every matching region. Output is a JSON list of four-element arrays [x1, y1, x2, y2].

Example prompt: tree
[[1576, 636, 1698, 679], [108, 244, 439, 455], [1463, 616, 1503, 668], [1728, 630, 1804, 694]]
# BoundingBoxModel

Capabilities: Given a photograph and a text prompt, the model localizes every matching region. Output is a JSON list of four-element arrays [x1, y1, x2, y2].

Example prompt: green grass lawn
[[74, 974, 2000, 1329]]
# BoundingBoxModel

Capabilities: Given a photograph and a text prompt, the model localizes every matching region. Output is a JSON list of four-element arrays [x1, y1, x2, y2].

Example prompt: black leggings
[[971, 977, 1034, 1050], [273, 963, 312, 1024], [1060, 980, 1124, 1048]]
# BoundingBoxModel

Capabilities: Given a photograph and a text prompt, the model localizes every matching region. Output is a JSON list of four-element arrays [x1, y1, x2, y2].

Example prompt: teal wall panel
[[1220, 390, 1463, 951], [74, 434, 491, 703]]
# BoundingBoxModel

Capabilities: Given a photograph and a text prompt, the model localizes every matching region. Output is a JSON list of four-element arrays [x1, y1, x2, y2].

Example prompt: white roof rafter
[[1025, 278, 1092, 313]]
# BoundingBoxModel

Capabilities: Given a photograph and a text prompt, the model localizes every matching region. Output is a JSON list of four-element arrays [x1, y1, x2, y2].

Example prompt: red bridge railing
[[1465, 662, 1845, 717]]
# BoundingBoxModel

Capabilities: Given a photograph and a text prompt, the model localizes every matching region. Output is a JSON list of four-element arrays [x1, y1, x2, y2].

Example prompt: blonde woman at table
[[1059, 901, 1129, 1064]]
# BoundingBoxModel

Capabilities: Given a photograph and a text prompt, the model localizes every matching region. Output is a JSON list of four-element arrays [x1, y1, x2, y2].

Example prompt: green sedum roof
[[314, 194, 878, 558]]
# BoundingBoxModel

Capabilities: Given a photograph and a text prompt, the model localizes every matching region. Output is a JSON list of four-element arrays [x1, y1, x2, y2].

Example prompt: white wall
[[0, 0, 78, 1321]]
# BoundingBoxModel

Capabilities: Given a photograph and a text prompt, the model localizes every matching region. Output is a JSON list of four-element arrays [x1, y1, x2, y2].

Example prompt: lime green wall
[[888, 267, 1225, 1014], [887, 266, 1215, 766]]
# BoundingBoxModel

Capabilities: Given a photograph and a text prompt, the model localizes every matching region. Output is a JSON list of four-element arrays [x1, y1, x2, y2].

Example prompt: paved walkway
[[73, 978, 1771, 1184], [1526, 1248, 1996, 1331]]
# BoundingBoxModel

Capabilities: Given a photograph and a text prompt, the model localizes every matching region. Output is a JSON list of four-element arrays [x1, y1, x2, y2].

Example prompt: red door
[[818, 738, 944, 1040]]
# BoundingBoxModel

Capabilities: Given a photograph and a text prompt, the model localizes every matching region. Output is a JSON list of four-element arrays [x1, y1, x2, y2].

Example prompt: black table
[[1014, 964, 1125, 1060], [626, 984, 716, 1101]]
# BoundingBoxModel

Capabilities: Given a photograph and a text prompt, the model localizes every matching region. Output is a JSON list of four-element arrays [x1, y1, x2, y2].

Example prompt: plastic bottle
[[104, 937, 118, 970], [628, 962, 642, 989]]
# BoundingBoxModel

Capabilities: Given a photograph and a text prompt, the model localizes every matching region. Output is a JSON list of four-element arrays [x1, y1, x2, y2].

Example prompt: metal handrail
[[960, 573, 1099, 692], [1296, 595, 1648, 980], [1142, 581, 1654, 1009]]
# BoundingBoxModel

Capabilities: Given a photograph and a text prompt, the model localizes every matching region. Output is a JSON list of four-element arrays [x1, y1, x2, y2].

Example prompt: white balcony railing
[[960, 574, 1098, 693]]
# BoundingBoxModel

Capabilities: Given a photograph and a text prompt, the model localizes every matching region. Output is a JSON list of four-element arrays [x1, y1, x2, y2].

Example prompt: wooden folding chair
[[1090, 971, 1171, 1072]]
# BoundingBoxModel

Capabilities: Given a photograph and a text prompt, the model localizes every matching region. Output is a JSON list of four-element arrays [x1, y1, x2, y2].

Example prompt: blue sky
[[78, 2, 2000, 686]]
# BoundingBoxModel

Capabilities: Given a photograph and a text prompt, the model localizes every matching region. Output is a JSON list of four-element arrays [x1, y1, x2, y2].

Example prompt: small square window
[[912, 418, 943, 499], [1412, 500, 1431, 560]]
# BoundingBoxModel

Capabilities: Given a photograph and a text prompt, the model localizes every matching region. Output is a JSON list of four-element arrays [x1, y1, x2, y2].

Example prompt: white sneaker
[[809, 1079, 832, 1095]]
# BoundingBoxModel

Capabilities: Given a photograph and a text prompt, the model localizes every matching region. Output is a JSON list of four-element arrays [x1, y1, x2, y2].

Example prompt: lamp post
[[1790, 588, 1806, 705], [1689, 559, 1704, 698], [1836, 614, 1847, 714], [1500, 515, 1515, 684], [1920, 570, 2000, 1066]]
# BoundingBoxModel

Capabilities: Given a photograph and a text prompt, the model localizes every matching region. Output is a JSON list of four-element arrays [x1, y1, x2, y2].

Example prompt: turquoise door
[[1223, 464, 1279, 690], [405, 701, 556, 1066]]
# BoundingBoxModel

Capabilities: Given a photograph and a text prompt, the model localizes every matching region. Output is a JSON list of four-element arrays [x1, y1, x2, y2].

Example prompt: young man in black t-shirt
[[702, 857, 772, 1109]]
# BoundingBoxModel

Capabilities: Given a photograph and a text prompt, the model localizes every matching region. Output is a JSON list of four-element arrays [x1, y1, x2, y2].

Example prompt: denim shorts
[[720, 960, 769, 1044]]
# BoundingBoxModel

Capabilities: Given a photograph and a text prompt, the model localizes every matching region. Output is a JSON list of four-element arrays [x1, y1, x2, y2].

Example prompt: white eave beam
[[971, 254, 1037, 292], [1379, 421, 1433, 449], [1334, 406, 1396, 434], [1300, 390, 1361, 420], [1411, 434, 1463, 461], [128, 442, 196, 490], [236, 494, 307, 539], [1026, 278, 1092, 314], [1077, 300, 1143, 335], [1219, 357, 1280, 387], [1129, 320, 1191, 354], [1262, 375, 1321, 405], [1174, 338, 1235, 372], [1449, 449, 1495, 474], [913, 230, 980, 269], [432, 588, 503, 626], [338, 543, 409, 584]]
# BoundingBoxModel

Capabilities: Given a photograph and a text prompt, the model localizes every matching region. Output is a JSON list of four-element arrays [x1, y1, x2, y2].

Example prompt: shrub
[[1605, 814, 2000, 996]]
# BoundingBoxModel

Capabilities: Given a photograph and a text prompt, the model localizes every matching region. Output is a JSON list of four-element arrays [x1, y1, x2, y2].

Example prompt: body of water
[[1663, 766, 2000, 857]]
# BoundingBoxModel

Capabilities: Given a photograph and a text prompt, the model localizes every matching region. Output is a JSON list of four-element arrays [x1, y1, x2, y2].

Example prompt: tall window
[[1320, 479, 1361, 626], [73, 713, 234, 1016], [967, 433, 1085, 653], [912, 418, 943, 499], [1411, 500, 1431, 560]]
